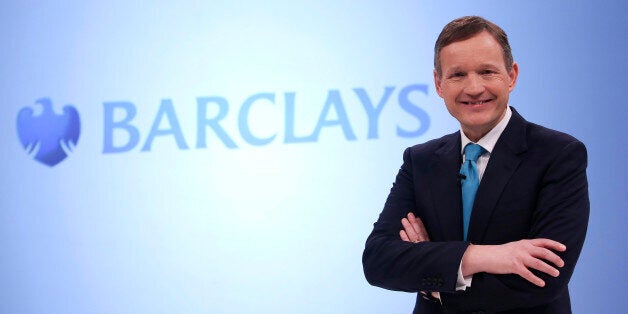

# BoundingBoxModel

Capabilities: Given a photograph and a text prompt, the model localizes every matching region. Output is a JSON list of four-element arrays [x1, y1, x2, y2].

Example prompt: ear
[[508, 62, 519, 92], [433, 69, 444, 98]]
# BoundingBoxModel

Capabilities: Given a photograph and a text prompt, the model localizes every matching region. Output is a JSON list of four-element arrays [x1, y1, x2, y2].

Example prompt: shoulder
[[525, 121, 587, 155], [508, 108, 587, 157], [405, 131, 459, 157], [512, 118, 589, 171], [526, 121, 580, 144]]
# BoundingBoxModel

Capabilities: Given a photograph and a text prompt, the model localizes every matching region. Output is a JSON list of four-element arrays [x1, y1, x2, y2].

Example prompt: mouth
[[460, 99, 493, 106]]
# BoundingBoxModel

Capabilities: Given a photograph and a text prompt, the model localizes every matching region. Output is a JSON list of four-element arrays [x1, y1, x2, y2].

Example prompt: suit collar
[[498, 107, 528, 155]]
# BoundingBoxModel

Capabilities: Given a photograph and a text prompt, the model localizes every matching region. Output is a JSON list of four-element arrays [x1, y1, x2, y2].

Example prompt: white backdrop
[[1, 1, 626, 313]]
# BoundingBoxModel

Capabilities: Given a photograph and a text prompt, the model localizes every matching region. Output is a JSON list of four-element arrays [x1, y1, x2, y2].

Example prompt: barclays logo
[[15, 84, 431, 167], [16, 98, 81, 167]]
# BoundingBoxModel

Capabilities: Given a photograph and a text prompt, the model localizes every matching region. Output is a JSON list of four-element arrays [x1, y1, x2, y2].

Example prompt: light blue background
[[1, 1, 626, 313]]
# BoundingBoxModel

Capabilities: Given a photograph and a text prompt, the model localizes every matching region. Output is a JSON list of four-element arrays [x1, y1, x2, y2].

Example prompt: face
[[434, 31, 518, 141]]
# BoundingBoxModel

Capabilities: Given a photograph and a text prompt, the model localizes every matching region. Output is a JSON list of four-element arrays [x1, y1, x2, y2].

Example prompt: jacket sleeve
[[362, 147, 470, 293], [441, 140, 590, 313]]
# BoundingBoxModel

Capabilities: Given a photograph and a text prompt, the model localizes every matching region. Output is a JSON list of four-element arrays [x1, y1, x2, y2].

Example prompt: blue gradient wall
[[0, 1, 626, 313]]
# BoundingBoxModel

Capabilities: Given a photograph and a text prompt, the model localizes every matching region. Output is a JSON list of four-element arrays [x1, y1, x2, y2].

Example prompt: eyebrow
[[445, 63, 501, 73]]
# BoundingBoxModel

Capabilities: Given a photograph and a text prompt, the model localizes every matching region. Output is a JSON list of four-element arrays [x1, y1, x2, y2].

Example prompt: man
[[362, 16, 589, 314]]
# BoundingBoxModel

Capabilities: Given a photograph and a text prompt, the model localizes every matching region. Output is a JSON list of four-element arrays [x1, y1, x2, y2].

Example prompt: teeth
[[467, 101, 487, 105]]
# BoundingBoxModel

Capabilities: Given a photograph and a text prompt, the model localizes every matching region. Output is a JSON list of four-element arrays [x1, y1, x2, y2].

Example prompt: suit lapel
[[467, 108, 528, 242], [428, 132, 463, 241]]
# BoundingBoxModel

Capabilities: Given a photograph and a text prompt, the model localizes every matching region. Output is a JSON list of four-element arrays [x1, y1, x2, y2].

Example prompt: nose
[[463, 74, 486, 96]]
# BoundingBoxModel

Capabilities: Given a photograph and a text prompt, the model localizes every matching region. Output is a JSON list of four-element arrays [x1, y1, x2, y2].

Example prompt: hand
[[420, 290, 441, 301], [400, 213, 439, 300], [399, 212, 430, 243], [462, 239, 567, 287]]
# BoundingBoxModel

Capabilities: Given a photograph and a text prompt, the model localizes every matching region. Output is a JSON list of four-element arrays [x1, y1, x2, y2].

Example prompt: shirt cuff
[[455, 262, 473, 291]]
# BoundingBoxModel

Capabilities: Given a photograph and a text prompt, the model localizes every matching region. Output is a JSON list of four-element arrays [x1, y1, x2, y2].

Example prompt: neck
[[462, 128, 488, 143], [461, 107, 508, 142]]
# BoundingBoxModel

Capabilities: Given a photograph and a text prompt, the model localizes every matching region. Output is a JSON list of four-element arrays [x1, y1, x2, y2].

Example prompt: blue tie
[[460, 143, 485, 241]]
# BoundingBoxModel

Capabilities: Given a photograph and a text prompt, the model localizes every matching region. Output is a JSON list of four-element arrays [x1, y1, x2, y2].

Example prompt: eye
[[449, 71, 465, 78], [480, 69, 496, 75]]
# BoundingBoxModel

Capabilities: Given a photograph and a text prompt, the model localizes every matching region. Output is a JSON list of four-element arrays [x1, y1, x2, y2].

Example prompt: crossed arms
[[401, 212, 565, 288], [363, 139, 589, 312]]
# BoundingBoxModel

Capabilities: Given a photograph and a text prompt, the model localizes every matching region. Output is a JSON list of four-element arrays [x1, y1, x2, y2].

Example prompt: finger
[[526, 257, 560, 278], [401, 218, 418, 241], [529, 238, 567, 252], [531, 246, 565, 268], [407, 212, 421, 233], [407, 213, 429, 241], [413, 215, 430, 242], [400, 230, 410, 242], [518, 266, 546, 287]]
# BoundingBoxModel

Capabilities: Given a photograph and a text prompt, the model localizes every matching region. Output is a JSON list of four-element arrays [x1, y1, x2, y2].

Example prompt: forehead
[[439, 31, 506, 70]]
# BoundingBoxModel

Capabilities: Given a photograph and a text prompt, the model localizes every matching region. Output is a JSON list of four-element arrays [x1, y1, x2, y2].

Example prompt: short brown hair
[[434, 16, 513, 77]]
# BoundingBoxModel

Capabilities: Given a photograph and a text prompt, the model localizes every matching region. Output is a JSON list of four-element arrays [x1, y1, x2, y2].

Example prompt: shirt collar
[[460, 106, 512, 155]]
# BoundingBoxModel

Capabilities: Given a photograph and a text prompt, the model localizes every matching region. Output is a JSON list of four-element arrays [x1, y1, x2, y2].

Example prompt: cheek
[[438, 87, 454, 100], [443, 102, 460, 118], [490, 81, 512, 94]]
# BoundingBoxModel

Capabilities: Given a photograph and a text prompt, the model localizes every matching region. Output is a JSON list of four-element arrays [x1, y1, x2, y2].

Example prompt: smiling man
[[363, 16, 589, 313]]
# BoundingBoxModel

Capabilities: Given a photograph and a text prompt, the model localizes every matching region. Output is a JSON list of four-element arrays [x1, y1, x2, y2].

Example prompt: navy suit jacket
[[363, 108, 589, 314]]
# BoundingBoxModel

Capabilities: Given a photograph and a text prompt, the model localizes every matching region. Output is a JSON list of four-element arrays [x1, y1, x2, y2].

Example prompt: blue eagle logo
[[16, 98, 81, 167]]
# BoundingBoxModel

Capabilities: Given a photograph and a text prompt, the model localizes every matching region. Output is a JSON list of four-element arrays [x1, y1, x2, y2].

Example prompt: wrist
[[461, 244, 485, 276]]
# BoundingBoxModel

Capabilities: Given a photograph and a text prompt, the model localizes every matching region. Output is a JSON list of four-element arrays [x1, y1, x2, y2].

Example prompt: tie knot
[[464, 143, 485, 162]]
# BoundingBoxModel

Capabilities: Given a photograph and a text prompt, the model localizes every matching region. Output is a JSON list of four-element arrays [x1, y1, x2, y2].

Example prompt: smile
[[461, 99, 492, 105]]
